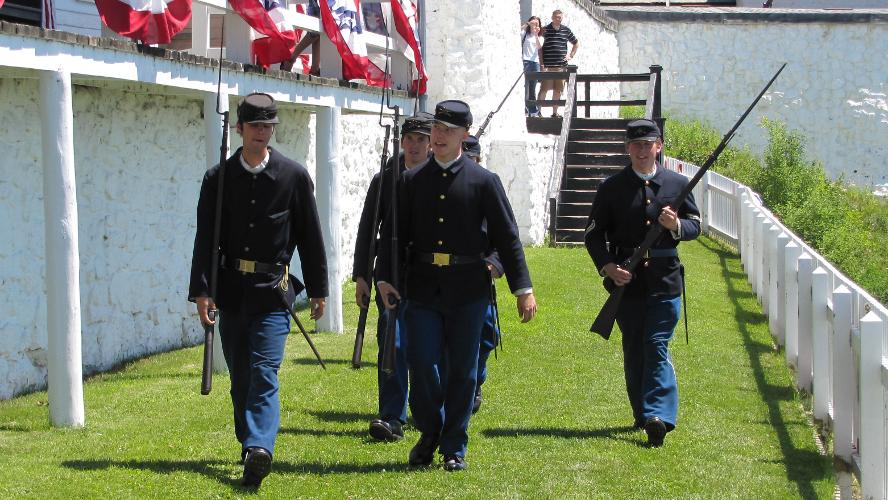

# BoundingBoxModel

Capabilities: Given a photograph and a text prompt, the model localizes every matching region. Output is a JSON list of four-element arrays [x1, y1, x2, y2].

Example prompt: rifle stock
[[201, 28, 230, 394], [352, 297, 369, 368], [380, 106, 401, 375], [589, 63, 786, 339]]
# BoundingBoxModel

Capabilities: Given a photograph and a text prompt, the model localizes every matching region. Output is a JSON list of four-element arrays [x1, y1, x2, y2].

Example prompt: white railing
[[665, 156, 888, 500]]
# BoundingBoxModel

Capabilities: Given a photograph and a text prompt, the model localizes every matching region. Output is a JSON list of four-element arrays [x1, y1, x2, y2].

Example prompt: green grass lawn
[[0, 240, 834, 498]]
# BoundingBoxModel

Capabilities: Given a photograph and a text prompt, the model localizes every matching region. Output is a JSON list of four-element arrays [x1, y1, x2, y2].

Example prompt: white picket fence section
[[664, 156, 888, 500]]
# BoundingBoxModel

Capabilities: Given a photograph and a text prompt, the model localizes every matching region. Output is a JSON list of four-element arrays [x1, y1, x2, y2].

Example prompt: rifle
[[380, 105, 401, 375], [352, 124, 392, 369], [275, 273, 325, 369], [589, 63, 786, 339], [475, 68, 526, 139], [202, 20, 229, 395]]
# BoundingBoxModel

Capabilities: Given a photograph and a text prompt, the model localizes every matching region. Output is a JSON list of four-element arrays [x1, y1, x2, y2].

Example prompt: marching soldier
[[584, 119, 700, 447], [352, 114, 432, 441], [377, 100, 537, 471], [189, 93, 328, 487]]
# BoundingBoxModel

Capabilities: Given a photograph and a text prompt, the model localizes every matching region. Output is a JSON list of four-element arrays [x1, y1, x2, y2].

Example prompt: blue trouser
[[375, 296, 409, 424], [616, 295, 681, 430], [524, 59, 540, 115], [476, 305, 499, 390], [219, 309, 290, 456], [403, 297, 489, 458]]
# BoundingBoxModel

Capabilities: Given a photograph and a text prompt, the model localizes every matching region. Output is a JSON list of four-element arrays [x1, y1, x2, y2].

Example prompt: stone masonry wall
[[612, 12, 888, 187], [0, 80, 381, 399]]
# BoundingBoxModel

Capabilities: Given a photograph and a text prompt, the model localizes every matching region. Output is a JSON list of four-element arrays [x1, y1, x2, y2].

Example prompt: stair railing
[[546, 67, 578, 243]]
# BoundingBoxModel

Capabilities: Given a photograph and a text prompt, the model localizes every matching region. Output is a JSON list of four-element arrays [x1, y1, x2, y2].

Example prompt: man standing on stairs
[[538, 9, 579, 118], [583, 119, 700, 448]]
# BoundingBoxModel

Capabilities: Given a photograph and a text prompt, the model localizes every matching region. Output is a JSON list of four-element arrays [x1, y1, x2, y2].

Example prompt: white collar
[[239, 150, 270, 174], [633, 164, 657, 181], [434, 153, 461, 170]]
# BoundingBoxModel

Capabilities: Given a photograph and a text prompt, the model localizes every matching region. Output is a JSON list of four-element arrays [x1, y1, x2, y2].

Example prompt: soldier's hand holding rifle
[[376, 282, 400, 310], [197, 296, 216, 326], [355, 277, 371, 308]]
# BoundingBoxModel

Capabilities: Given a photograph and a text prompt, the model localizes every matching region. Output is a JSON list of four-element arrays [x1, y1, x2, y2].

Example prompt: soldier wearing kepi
[[377, 100, 537, 471], [189, 93, 328, 487], [583, 119, 700, 447], [352, 114, 432, 442]]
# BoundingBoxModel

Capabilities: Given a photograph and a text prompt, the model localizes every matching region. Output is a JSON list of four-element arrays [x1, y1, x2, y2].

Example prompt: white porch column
[[39, 69, 84, 428], [315, 105, 343, 333], [203, 92, 230, 374]]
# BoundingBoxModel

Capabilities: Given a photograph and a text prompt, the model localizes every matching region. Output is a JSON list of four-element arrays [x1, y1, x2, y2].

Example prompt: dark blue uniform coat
[[584, 163, 701, 431]]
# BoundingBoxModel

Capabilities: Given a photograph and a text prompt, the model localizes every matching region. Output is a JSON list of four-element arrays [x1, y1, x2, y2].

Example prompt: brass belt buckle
[[432, 252, 451, 266], [237, 259, 257, 273]]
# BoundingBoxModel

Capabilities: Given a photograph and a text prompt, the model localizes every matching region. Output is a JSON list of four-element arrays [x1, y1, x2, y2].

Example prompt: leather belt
[[413, 252, 483, 267], [612, 247, 678, 259], [221, 255, 284, 274]]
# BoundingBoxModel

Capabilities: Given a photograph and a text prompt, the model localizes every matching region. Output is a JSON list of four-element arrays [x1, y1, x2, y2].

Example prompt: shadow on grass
[[291, 357, 376, 368], [482, 425, 639, 444], [279, 426, 366, 438], [699, 237, 832, 499], [61, 457, 410, 485], [308, 409, 377, 423]]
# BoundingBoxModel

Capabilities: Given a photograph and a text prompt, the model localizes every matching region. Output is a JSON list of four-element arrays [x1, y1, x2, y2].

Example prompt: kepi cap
[[237, 92, 280, 124], [402, 114, 432, 136], [626, 119, 661, 142], [462, 135, 481, 160], [434, 100, 472, 129]]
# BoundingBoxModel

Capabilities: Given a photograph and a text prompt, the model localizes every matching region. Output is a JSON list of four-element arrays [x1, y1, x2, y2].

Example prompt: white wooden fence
[[665, 156, 888, 500]]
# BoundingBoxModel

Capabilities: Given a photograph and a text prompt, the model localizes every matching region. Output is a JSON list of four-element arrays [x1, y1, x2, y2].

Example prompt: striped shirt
[[540, 23, 578, 67]]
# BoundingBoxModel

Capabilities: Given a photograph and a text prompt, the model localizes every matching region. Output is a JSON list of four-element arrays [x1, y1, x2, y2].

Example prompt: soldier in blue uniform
[[584, 119, 700, 447], [377, 100, 537, 471], [462, 135, 502, 415], [189, 93, 329, 487], [352, 115, 432, 442]]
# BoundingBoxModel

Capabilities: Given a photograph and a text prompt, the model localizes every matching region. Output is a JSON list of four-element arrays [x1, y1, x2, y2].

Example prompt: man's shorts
[[540, 65, 568, 93]]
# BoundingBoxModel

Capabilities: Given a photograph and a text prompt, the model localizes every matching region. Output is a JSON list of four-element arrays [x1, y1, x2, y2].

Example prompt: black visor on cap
[[626, 119, 661, 142]]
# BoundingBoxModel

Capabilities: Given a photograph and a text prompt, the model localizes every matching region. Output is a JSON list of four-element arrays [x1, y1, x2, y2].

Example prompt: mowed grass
[[0, 240, 834, 498]]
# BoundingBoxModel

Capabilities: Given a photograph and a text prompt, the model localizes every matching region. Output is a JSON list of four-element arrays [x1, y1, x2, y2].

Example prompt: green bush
[[663, 116, 888, 304]]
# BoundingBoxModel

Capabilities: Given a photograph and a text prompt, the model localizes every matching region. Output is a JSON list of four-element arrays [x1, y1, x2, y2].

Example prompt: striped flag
[[389, 0, 427, 95], [229, 0, 298, 67], [42, 0, 56, 29], [94, 0, 191, 45], [319, 0, 385, 86]]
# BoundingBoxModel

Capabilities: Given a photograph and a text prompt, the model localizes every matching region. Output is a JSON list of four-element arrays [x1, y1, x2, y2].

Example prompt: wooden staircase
[[526, 65, 664, 246], [556, 119, 631, 244]]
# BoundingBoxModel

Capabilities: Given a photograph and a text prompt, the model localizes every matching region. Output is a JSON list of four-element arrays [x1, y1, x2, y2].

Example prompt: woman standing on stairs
[[521, 16, 543, 117]]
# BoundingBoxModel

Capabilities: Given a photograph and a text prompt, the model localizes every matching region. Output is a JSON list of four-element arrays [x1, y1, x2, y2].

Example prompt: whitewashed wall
[[0, 79, 381, 399], [612, 11, 888, 187]]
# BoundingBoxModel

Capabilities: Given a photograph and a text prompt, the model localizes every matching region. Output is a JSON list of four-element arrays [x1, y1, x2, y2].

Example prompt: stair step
[[526, 116, 562, 135], [569, 130, 626, 142], [570, 118, 633, 130], [555, 229, 585, 244], [556, 215, 589, 230], [567, 141, 625, 154], [565, 165, 623, 178], [557, 203, 593, 217], [565, 153, 630, 166], [563, 177, 606, 190], [559, 190, 597, 204]]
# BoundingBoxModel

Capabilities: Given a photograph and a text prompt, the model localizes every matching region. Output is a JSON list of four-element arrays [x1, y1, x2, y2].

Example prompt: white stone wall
[[616, 19, 888, 187], [0, 80, 382, 399]]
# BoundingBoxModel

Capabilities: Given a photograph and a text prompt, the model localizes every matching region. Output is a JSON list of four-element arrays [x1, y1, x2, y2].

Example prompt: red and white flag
[[319, 0, 385, 86], [390, 0, 427, 95], [229, 0, 297, 67], [0, 1, 5, 9], [94, 0, 191, 45]]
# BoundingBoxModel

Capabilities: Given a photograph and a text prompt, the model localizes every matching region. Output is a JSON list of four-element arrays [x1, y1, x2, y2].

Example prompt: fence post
[[700, 171, 710, 234], [740, 195, 750, 271], [812, 266, 830, 423], [858, 312, 886, 500], [769, 225, 785, 345], [796, 252, 814, 392], [784, 240, 801, 368], [759, 218, 773, 314], [831, 285, 854, 463], [750, 209, 762, 292]]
